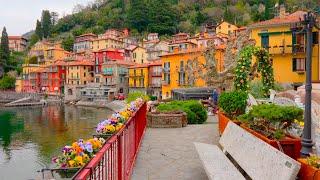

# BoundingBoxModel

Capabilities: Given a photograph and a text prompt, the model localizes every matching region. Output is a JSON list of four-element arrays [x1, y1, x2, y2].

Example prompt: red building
[[93, 48, 125, 74], [46, 60, 67, 94]]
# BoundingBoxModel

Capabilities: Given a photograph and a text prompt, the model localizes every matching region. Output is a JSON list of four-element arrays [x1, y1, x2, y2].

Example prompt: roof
[[125, 45, 138, 51], [217, 21, 238, 28], [95, 48, 124, 53], [160, 48, 204, 57], [76, 33, 97, 38], [53, 60, 67, 66], [8, 36, 26, 40], [148, 60, 162, 66], [249, 11, 307, 28], [34, 68, 49, 73]]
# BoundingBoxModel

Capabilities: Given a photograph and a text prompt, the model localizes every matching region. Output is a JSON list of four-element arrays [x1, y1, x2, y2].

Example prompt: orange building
[[8, 36, 27, 52]]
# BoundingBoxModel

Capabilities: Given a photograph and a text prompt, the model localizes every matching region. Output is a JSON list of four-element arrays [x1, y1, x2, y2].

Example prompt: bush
[[125, 91, 150, 103], [0, 75, 16, 90], [238, 104, 304, 139], [249, 80, 284, 98], [218, 91, 248, 119], [157, 100, 207, 124], [149, 95, 157, 101]]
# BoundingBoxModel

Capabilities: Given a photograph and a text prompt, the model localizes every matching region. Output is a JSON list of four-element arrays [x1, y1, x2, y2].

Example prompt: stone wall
[[147, 112, 187, 128]]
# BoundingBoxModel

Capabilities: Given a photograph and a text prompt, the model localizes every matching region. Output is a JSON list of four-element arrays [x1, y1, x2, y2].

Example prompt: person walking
[[212, 89, 219, 114]]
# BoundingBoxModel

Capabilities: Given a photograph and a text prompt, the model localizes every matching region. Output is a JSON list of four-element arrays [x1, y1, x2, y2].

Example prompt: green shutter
[[292, 58, 297, 71]]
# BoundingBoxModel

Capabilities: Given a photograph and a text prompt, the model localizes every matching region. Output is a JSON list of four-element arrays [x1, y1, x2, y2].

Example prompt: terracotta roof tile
[[250, 11, 307, 28]]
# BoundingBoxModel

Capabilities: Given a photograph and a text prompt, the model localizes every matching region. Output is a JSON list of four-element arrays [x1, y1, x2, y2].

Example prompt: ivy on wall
[[234, 45, 274, 97]]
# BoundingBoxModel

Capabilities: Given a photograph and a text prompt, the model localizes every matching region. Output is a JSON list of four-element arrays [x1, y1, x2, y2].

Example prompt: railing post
[[118, 134, 122, 180]]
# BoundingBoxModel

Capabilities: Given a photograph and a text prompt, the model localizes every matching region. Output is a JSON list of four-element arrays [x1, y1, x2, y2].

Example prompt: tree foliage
[[0, 27, 9, 77], [32, 0, 319, 39], [41, 10, 52, 38], [62, 35, 75, 52], [0, 74, 15, 90]]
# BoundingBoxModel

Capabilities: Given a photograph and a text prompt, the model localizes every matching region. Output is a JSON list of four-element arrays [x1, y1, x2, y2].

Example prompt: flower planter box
[[297, 158, 320, 180], [241, 125, 301, 160], [147, 111, 187, 128], [217, 111, 240, 135]]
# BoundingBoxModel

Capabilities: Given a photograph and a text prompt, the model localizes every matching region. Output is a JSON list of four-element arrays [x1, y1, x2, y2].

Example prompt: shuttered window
[[292, 58, 306, 72]]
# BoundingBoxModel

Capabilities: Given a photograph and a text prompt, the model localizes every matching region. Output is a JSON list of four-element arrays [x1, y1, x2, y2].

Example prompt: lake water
[[0, 105, 113, 180]]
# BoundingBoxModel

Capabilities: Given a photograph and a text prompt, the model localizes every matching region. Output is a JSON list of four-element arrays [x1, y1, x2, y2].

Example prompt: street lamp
[[299, 12, 319, 157]]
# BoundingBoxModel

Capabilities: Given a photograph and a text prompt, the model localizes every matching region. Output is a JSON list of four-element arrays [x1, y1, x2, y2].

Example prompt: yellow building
[[15, 78, 23, 92], [66, 60, 95, 85], [161, 47, 207, 99], [92, 30, 126, 51], [128, 64, 149, 94], [249, 10, 319, 87], [132, 46, 147, 64], [42, 47, 71, 65], [216, 21, 238, 35]]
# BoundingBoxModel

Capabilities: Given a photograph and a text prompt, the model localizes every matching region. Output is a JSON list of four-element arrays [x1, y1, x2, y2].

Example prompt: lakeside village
[[3, 6, 320, 180]]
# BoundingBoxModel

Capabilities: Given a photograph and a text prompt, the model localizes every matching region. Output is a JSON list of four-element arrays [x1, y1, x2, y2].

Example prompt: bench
[[194, 122, 301, 180]]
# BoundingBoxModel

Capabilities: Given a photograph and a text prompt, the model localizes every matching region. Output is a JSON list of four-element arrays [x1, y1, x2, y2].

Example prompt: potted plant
[[298, 154, 320, 180], [238, 104, 303, 160], [217, 91, 248, 135]]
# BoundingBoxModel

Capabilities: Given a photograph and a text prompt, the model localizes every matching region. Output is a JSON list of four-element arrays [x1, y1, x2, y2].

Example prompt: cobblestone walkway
[[131, 115, 219, 180]]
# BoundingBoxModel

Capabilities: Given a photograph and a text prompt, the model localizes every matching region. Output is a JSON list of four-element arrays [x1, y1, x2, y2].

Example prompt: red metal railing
[[73, 103, 147, 180]]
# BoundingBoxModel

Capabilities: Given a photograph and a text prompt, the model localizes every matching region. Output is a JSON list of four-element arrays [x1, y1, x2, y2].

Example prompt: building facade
[[147, 60, 162, 99], [249, 10, 319, 87], [128, 64, 149, 94], [74, 33, 97, 53], [8, 36, 27, 52]]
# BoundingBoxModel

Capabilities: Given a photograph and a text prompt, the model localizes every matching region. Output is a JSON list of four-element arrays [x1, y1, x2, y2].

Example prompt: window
[[261, 35, 269, 49], [228, 24, 231, 28], [134, 79, 136, 87], [313, 32, 319, 44], [142, 59, 144, 63], [180, 61, 184, 71], [179, 72, 185, 85], [140, 78, 144, 87], [84, 73, 86, 77], [140, 69, 143, 75], [292, 58, 306, 72], [96, 77, 100, 83], [84, 81, 86, 85]]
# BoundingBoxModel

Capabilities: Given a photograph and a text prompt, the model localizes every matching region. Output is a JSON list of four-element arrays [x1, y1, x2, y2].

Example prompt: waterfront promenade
[[131, 115, 219, 180]]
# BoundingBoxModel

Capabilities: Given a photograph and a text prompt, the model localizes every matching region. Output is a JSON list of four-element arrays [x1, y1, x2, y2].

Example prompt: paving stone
[[131, 115, 219, 180]]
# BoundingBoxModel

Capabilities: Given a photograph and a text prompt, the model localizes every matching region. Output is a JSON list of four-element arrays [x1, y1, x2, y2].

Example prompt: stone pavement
[[131, 115, 219, 180]]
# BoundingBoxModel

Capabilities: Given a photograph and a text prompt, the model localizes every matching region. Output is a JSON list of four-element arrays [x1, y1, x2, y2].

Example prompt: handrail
[[73, 102, 147, 180]]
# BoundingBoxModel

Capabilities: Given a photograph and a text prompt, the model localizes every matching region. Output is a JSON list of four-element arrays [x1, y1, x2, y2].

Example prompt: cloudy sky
[[0, 0, 91, 35]]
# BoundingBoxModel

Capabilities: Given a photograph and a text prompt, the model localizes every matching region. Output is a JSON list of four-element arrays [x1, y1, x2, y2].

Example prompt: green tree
[[0, 27, 9, 77], [148, 0, 177, 35], [127, 0, 149, 32], [41, 10, 52, 38], [35, 20, 43, 39], [29, 34, 40, 48], [62, 35, 75, 52], [0, 75, 15, 90]]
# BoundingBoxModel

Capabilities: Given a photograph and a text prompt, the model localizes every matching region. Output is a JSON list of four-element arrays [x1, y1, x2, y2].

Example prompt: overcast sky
[[0, 0, 91, 35]]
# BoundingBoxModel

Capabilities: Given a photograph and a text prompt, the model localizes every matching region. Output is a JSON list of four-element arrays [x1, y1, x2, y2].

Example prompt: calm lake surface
[[0, 105, 113, 180]]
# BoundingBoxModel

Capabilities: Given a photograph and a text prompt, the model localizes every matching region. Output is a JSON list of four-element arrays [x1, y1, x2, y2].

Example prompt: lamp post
[[300, 12, 318, 157]]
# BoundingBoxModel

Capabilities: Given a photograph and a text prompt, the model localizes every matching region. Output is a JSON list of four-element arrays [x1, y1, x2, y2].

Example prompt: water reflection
[[0, 105, 112, 179]]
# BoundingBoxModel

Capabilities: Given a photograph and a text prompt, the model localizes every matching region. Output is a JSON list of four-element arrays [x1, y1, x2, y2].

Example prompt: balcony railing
[[151, 72, 162, 76], [73, 103, 147, 180], [149, 83, 161, 88], [292, 44, 305, 53]]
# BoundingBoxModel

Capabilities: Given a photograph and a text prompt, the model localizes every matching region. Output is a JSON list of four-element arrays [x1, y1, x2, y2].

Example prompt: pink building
[[8, 36, 27, 52]]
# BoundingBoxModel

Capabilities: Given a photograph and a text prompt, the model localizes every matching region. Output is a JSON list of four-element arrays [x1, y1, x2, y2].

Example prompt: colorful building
[[74, 33, 97, 53], [42, 47, 71, 65], [65, 60, 95, 86], [249, 10, 319, 87], [93, 48, 125, 76], [128, 64, 149, 94], [46, 60, 67, 94], [146, 41, 169, 62], [147, 60, 162, 99], [132, 46, 147, 64], [92, 29, 126, 51], [8, 36, 27, 52], [161, 47, 207, 99], [101, 61, 134, 96], [216, 21, 238, 35]]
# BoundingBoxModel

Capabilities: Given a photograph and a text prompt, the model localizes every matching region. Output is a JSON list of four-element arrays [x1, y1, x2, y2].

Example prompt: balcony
[[103, 71, 113, 76], [151, 72, 162, 77], [149, 83, 161, 88], [292, 44, 305, 54]]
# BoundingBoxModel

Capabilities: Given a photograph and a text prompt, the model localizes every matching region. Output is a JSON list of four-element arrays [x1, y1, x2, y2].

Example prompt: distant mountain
[[22, 30, 35, 40]]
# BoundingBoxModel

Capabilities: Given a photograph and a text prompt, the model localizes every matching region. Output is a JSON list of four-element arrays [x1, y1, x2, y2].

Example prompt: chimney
[[279, 4, 286, 18]]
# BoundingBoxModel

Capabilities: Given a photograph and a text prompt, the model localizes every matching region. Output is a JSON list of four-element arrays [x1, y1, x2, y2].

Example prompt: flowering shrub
[[234, 45, 274, 97], [52, 138, 105, 168], [52, 98, 145, 169], [307, 154, 320, 168]]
